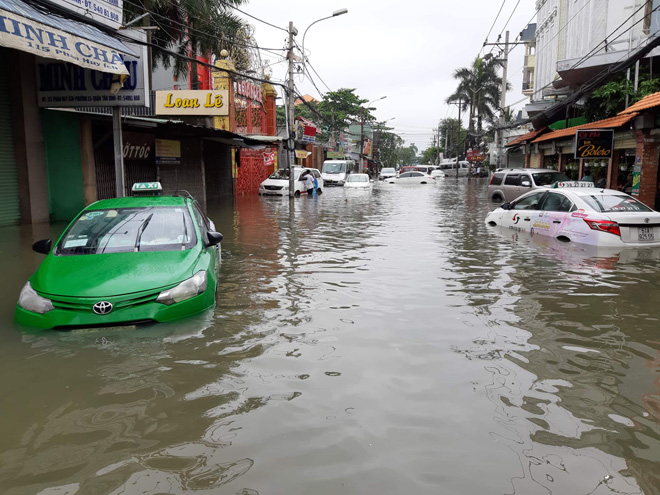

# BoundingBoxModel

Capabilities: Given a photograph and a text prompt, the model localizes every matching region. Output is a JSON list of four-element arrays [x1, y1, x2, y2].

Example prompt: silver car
[[488, 168, 570, 203]]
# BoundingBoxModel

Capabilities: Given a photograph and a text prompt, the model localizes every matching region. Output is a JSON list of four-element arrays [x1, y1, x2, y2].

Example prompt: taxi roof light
[[132, 182, 163, 194]]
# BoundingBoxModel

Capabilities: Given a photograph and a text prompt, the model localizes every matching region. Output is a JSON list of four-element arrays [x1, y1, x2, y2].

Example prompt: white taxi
[[485, 181, 660, 247]]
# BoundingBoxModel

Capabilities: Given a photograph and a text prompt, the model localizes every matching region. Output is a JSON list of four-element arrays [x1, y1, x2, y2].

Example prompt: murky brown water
[[1, 179, 659, 495]]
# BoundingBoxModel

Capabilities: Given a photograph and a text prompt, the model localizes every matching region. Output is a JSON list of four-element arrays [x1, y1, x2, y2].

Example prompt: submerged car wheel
[[294, 191, 301, 197]]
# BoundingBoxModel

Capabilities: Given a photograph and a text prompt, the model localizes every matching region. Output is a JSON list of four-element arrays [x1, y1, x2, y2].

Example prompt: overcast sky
[[236, 0, 537, 151]]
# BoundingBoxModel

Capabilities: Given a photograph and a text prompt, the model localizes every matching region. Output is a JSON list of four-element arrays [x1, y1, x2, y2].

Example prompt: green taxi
[[15, 183, 222, 330]]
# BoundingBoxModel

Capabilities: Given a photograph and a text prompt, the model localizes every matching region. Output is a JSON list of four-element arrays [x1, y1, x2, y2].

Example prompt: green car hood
[[32, 249, 202, 298]]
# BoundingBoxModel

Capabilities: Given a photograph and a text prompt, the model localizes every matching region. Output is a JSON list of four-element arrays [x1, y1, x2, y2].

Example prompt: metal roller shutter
[[0, 49, 20, 226]]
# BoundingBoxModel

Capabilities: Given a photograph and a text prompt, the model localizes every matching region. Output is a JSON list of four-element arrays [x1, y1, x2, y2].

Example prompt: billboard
[[36, 30, 148, 107]]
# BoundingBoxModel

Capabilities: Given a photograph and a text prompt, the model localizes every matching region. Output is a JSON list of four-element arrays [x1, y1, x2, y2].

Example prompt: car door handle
[[553, 220, 561, 224]]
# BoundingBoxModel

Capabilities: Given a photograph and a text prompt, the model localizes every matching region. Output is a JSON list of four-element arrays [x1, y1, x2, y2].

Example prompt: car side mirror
[[501, 202, 511, 210], [207, 231, 223, 247], [33, 239, 52, 255], [521, 180, 531, 187]]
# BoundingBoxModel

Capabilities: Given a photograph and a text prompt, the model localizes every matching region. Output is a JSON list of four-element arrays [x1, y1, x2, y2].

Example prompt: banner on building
[[295, 150, 311, 159], [155, 90, 229, 116], [37, 30, 148, 107], [155, 139, 181, 165], [363, 139, 373, 158], [575, 129, 614, 159], [263, 151, 275, 168], [296, 121, 317, 143], [0, 5, 130, 75], [327, 151, 343, 159]]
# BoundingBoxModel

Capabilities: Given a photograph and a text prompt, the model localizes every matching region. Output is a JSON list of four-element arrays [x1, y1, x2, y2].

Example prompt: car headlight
[[18, 282, 54, 314], [156, 271, 207, 305]]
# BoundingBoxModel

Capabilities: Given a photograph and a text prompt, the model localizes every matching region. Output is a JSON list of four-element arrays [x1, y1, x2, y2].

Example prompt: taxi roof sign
[[132, 182, 163, 193], [552, 181, 595, 189]]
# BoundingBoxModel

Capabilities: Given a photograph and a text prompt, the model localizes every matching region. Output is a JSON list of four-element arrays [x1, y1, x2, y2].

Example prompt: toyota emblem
[[644, 218, 650, 224], [93, 301, 113, 315]]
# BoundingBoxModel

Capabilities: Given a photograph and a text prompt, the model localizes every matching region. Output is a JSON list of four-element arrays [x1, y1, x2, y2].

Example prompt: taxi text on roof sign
[[132, 182, 162, 192], [553, 181, 595, 188]]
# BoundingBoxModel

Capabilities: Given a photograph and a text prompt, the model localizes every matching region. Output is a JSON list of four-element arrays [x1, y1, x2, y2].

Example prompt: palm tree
[[126, 0, 248, 79], [446, 56, 508, 136]]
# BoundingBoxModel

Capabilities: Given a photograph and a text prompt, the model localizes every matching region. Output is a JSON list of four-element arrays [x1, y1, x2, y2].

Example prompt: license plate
[[638, 227, 654, 241]]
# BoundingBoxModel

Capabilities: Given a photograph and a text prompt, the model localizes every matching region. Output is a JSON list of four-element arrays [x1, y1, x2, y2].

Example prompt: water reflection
[[0, 181, 658, 494]]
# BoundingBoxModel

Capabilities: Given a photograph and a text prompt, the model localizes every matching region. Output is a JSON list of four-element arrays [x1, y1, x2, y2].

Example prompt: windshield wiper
[[134, 213, 154, 252]]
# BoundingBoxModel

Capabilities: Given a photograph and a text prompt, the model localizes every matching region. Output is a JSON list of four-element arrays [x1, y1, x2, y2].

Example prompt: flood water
[[1, 179, 659, 495]]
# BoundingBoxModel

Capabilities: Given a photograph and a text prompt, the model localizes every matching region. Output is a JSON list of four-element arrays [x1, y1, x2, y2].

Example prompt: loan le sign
[[155, 90, 229, 116]]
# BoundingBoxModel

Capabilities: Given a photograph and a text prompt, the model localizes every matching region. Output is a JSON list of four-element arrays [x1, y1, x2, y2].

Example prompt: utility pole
[[455, 100, 461, 179], [497, 30, 510, 170], [287, 21, 297, 197], [360, 108, 365, 174]]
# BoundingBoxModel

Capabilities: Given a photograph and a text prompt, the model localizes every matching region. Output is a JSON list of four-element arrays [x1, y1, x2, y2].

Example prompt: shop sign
[[0, 6, 129, 74], [296, 121, 317, 143], [327, 151, 343, 159], [263, 151, 275, 168], [575, 129, 613, 159], [155, 90, 229, 116], [44, 0, 123, 29], [466, 150, 484, 162], [36, 30, 148, 107], [295, 150, 310, 159], [363, 139, 373, 157], [123, 132, 154, 160], [235, 80, 262, 103], [155, 139, 181, 165]]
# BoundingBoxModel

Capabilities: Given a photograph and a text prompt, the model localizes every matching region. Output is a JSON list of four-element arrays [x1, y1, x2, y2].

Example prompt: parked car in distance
[[384, 171, 436, 184], [259, 167, 324, 196], [321, 159, 354, 186], [344, 174, 372, 189], [438, 159, 470, 177], [401, 165, 434, 175], [488, 168, 570, 203], [485, 181, 660, 247], [379, 167, 397, 180], [15, 183, 223, 330]]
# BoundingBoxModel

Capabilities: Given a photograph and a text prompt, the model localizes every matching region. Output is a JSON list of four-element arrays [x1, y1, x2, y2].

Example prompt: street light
[[301, 9, 349, 67], [288, 9, 348, 197], [360, 96, 386, 173]]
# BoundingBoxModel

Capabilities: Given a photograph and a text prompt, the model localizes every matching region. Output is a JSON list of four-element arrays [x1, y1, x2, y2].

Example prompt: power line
[[482, 0, 508, 53], [498, 0, 522, 38], [122, 0, 287, 55], [217, 0, 288, 32]]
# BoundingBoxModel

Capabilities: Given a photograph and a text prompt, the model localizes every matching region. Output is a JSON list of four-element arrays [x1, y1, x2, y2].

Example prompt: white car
[[379, 167, 397, 180], [384, 171, 436, 184], [258, 167, 324, 197], [344, 174, 371, 189], [485, 182, 660, 247]]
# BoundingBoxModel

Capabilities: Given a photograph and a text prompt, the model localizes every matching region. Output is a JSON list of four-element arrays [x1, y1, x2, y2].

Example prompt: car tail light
[[583, 219, 621, 237], [489, 174, 495, 185]]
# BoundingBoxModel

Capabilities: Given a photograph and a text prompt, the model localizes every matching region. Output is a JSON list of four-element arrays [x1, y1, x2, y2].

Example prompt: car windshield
[[323, 163, 346, 174], [381, 168, 395, 174], [581, 194, 653, 213], [532, 171, 570, 186], [347, 175, 369, 182], [56, 207, 197, 255]]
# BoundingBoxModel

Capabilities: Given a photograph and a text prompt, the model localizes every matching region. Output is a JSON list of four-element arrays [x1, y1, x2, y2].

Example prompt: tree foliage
[[125, 0, 249, 77], [446, 56, 507, 138]]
